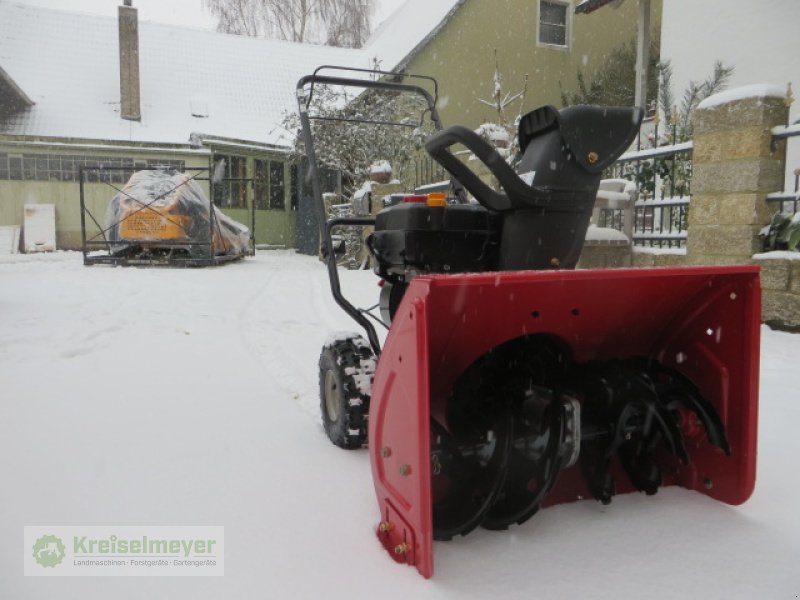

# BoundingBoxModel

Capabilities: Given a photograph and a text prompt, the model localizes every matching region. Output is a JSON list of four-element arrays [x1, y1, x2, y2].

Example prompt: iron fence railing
[[414, 155, 447, 190], [607, 136, 693, 249], [768, 122, 800, 216]]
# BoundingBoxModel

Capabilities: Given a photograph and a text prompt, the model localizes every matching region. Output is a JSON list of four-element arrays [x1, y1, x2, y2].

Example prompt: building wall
[[404, 0, 663, 130], [205, 147, 297, 249], [0, 138, 297, 250]]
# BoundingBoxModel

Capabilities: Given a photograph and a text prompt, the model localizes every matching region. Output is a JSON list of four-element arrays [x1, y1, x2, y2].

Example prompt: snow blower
[[297, 67, 760, 578]]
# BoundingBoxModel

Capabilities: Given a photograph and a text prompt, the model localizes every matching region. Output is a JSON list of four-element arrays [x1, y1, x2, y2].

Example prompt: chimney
[[118, 0, 141, 121]]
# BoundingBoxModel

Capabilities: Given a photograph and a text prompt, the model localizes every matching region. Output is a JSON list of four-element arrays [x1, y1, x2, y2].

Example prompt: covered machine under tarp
[[91, 169, 250, 265]]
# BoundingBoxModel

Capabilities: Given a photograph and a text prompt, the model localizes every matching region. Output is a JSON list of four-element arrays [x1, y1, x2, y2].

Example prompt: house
[[0, 1, 347, 249], [387, 0, 662, 131], [0, 0, 656, 251]]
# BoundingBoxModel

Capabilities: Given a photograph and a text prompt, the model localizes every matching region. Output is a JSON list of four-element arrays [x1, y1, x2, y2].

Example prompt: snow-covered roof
[[0, 63, 33, 112], [0, 0, 462, 148], [696, 83, 787, 110], [364, 0, 464, 71]]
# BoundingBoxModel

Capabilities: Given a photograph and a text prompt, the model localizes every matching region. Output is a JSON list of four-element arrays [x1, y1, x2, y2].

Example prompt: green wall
[[0, 139, 296, 250], [405, 0, 663, 130], [206, 150, 296, 249]]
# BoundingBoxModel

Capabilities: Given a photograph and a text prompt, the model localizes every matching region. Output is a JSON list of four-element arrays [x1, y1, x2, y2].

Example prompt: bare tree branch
[[203, 0, 374, 47]]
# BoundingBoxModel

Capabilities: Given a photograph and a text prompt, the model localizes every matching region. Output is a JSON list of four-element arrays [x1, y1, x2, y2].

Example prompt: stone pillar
[[687, 89, 788, 265]]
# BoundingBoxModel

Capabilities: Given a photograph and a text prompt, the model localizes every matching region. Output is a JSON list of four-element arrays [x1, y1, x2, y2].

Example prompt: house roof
[[364, 0, 465, 72], [575, 0, 627, 15], [0, 63, 33, 114], [0, 0, 462, 149]]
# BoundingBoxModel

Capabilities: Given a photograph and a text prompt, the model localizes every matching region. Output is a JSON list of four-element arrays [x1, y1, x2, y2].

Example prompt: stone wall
[[754, 255, 800, 330], [688, 91, 787, 265], [630, 89, 800, 329]]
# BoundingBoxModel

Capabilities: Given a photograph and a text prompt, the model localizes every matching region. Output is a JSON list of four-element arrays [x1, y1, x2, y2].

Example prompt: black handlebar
[[424, 126, 590, 213]]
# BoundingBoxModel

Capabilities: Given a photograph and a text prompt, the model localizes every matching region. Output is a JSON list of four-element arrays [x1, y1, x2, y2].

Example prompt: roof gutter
[[575, 0, 625, 15]]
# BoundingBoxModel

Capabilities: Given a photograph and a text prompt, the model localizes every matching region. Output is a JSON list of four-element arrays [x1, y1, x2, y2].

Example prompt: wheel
[[318, 334, 376, 449]]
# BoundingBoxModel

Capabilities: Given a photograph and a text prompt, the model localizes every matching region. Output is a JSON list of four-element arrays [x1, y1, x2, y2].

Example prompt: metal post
[[634, 0, 651, 111], [295, 71, 443, 356], [79, 166, 88, 264]]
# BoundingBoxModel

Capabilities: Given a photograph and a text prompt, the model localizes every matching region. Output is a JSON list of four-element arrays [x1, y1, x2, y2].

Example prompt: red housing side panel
[[369, 294, 434, 578], [369, 266, 760, 578]]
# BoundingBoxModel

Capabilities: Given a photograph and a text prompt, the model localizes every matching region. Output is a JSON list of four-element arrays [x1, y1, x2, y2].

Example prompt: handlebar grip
[[425, 126, 513, 211]]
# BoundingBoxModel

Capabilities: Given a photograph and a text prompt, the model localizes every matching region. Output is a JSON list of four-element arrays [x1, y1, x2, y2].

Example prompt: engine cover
[[370, 203, 499, 279]]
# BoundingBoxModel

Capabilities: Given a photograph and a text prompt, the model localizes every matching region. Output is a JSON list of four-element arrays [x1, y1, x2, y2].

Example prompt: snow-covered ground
[[1, 250, 798, 598]]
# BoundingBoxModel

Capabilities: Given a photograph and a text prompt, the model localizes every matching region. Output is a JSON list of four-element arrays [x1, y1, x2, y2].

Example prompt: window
[[0, 153, 184, 183], [269, 162, 285, 209], [254, 159, 268, 210], [254, 159, 285, 210], [539, 0, 569, 47], [212, 154, 247, 209]]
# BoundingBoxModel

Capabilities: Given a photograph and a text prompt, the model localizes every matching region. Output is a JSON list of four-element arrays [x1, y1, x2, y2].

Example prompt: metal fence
[[606, 129, 693, 249], [768, 122, 800, 215], [78, 164, 255, 266], [410, 109, 800, 253], [414, 155, 447, 190]]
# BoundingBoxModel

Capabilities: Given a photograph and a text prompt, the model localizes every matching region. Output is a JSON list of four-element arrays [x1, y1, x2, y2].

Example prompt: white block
[[23, 204, 56, 253]]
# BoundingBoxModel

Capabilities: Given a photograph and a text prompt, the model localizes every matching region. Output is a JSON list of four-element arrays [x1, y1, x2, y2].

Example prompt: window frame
[[212, 153, 248, 209], [254, 158, 269, 210], [537, 0, 571, 50], [253, 158, 286, 211], [268, 161, 285, 210]]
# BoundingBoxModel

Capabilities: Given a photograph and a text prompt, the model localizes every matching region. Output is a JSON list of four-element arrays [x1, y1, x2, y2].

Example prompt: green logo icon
[[32, 534, 66, 568]]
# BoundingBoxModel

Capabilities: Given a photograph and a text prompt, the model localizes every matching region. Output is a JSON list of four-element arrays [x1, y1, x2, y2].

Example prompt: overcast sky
[[11, 0, 407, 32]]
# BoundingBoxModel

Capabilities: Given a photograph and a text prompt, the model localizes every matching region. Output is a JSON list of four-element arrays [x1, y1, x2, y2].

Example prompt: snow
[[0, 2, 359, 146], [765, 189, 800, 201], [353, 180, 373, 201], [633, 246, 687, 256], [697, 84, 787, 110], [633, 231, 688, 240], [369, 160, 392, 174], [584, 224, 628, 243], [772, 123, 800, 138], [0, 0, 461, 148], [1, 250, 799, 597], [752, 250, 800, 261], [635, 196, 691, 207], [475, 122, 511, 144], [364, 0, 463, 72], [618, 141, 693, 162]]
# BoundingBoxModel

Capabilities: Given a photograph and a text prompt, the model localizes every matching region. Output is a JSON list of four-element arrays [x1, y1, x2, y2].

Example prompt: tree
[[657, 59, 734, 141], [560, 36, 660, 111], [619, 60, 733, 203], [473, 49, 528, 166], [283, 84, 435, 197], [203, 0, 374, 48]]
